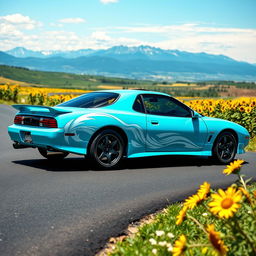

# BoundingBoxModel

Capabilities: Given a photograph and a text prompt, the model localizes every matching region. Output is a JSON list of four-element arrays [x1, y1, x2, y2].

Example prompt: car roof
[[96, 89, 170, 97]]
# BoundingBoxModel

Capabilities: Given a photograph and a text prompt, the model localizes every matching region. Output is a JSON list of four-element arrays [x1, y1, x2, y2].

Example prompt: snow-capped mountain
[[6, 47, 96, 59], [5, 45, 235, 63], [6, 47, 45, 58], [1, 45, 256, 81]]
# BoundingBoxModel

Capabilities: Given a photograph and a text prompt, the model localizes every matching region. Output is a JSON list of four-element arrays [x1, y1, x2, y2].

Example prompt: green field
[[0, 65, 151, 90], [1, 65, 256, 98]]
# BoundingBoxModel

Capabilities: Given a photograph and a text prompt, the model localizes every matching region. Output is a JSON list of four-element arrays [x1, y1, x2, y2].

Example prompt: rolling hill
[[0, 65, 149, 89]]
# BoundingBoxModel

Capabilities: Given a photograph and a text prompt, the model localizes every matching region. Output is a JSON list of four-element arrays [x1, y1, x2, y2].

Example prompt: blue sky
[[0, 0, 256, 62]]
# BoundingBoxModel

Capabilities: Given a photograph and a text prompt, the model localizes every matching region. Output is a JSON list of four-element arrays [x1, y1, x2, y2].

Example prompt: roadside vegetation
[[108, 160, 256, 256], [246, 136, 256, 152]]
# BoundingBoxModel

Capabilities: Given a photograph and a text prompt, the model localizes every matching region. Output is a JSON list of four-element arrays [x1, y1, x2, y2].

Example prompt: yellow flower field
[[97, 85, 123, 90], [0, 84, 90, 106], [183, 98, 256, 137], [158, 83, 197, 87], [1, 84, 255, 137], [0, 84, 89, 95]]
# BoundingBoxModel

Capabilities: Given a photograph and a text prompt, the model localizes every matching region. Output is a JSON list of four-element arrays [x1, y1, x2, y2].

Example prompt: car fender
[[202, 116, 250, 153]]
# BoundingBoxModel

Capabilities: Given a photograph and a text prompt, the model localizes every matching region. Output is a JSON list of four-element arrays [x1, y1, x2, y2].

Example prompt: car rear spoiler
[[12, 105, 71, 115]]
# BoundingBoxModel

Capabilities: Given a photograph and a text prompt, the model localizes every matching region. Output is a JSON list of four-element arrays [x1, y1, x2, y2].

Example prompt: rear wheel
[[38, 148, 69, 160], [212, 131, 237, 164], [89, 129, 124, 169]]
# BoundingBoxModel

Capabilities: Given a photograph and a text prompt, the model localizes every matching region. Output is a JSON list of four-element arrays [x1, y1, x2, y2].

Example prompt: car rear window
[[58, 92, 119, 108]]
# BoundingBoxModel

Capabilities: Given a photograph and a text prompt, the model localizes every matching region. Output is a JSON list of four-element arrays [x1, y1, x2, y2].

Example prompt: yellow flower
[[208, 187, 242, 218], [221, 105, 227, 112], [231, 102, 239, 109], [183, 182, 210, 211], [176, 206, 188, 225], [202, 247, 208, 254], [173, 235, 187, 256], [223, 159, 244, 175], [245, 107, 252, 113], [209, 106, 215, 112], [184, 194, 201, 209], [239, 187, 252, 203], [206, 224, 228, 256], [197, 182, 211, 200], [239, 106, 245, 112], [197, 107, 203, 113], [250, 100, 256, 107]]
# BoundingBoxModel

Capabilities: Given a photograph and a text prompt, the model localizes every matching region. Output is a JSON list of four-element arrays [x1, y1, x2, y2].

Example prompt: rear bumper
[[8, 124, 86, 155]]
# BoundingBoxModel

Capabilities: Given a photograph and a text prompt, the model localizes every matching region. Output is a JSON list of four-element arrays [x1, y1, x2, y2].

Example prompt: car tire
[[89, 129, 124, 169], [212, 131, 237, 164], [38, 148, 69, 160]]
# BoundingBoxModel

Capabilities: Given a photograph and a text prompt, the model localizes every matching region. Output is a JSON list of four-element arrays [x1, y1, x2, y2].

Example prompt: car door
[[141, 94, 208, 152]]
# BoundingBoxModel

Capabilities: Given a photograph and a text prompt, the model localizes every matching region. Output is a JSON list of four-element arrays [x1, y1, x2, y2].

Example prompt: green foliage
[[245, 136, 256, 152], [0, 85, 19, 103], [197, 80, 256, 89], [28, 93, 47, 105]]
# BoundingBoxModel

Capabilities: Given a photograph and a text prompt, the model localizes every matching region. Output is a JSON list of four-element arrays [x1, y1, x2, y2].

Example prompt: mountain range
[[1, 46, 256, 81]]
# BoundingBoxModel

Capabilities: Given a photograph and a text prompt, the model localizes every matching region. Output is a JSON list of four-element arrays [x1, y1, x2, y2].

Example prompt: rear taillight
[[14, 115, 23, 124], [39, 117, 58, 128], [14, 115, 57, 128]]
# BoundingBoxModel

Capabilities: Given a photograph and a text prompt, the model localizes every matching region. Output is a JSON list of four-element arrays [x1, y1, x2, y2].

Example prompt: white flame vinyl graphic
[[64, 112, 200, 152]]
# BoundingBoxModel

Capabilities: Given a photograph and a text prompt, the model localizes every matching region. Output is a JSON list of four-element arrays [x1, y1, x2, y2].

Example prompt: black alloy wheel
[[90, 129, 124, 169], [212, 131, 237, 164], [38, 148, 69, 160]]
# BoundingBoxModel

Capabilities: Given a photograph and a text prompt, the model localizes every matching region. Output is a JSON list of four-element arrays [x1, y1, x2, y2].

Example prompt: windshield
[[58, 92, 119, 108]]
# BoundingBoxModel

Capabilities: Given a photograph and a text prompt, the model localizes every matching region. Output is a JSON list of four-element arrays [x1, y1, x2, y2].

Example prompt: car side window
[[133, 95, 145, 113], [142, 94, 192, 117]]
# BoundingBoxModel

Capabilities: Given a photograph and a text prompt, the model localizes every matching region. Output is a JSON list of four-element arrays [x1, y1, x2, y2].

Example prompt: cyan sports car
[[8, 90, 250, 168]]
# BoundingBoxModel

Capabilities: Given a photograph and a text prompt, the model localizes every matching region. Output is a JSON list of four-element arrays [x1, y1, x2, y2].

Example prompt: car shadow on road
[[12, 155, 244, 172]]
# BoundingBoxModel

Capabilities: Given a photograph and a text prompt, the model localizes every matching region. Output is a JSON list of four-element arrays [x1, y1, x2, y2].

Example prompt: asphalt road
[[0, 104, 255, 256]]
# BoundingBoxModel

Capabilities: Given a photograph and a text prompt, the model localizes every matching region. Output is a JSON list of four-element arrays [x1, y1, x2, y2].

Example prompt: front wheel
[[89, 129, 124, 169], [212, 131, 237, 164], [38, 148, 69, 160]]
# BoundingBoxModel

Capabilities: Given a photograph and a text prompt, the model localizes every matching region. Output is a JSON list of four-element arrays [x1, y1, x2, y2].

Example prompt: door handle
[[151, 120, 159, 125]]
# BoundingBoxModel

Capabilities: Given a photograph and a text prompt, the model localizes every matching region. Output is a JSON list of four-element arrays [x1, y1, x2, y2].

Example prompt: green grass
[[245, 136, 256, 152], [0, 65, 152, 90], [0, 99, 15, 105], [110, 182, 256, 256]]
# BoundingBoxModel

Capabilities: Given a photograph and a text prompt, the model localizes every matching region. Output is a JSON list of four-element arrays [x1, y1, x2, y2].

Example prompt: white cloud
[[59, 18, 86, 24], [1, 17, 256, 63], [50, 23, 63, 28], [114, 24, 256, 63], [116, 23, 256, 35], [91, 31, 111, 41], [0, 13, 41, 30], [0, 13, 42, 48], [100, 0, 119, 4], [0, 23, 23, 38]]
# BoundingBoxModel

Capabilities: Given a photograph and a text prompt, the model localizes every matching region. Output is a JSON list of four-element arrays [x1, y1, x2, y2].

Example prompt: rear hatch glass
[[57, 92, 119, 108]]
